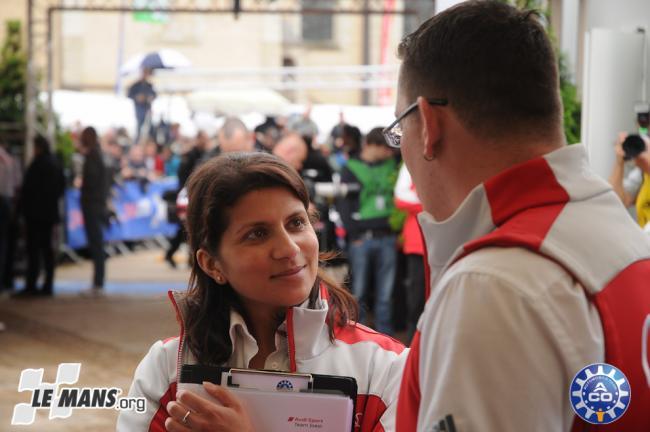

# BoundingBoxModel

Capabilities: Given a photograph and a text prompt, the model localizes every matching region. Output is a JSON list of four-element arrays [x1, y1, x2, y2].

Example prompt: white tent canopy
[[44, 90, 395, 144], [185, 88, 292, 116]]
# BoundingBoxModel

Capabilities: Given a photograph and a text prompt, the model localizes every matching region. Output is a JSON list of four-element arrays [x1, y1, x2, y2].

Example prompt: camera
[[622, 134, 647, 161]]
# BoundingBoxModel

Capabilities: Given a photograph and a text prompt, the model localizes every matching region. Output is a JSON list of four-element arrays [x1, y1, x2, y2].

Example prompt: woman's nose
[[271, 230, 300, 260]]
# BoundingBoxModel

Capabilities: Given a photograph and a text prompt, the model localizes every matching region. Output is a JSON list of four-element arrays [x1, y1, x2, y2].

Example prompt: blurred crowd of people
[[0, 106, 430, 336]]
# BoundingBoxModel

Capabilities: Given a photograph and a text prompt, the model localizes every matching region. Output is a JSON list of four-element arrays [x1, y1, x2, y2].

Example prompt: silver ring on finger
[[181, 410, 191, 425]]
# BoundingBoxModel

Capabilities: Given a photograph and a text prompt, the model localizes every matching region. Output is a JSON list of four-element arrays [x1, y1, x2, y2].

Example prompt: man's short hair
[[366, 127, 389, 147], [398, 0, 561, 139], [220, 117, 248, 140]]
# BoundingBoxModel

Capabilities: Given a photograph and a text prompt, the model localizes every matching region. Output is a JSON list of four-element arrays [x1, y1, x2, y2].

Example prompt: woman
[[78, 126, 109, 294], [117, 152, 406, 432]]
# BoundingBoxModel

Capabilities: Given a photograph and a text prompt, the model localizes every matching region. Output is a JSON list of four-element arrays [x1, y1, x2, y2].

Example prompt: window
[[301, 0, 334, 42]]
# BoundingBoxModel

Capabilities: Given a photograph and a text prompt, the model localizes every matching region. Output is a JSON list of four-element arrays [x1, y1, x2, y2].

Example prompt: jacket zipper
[[167, 291, 185, 384], [286, 307, 297, 372]]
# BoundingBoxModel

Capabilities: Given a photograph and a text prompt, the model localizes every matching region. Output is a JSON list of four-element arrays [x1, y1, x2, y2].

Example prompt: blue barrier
[[65, 178, 179, 249]]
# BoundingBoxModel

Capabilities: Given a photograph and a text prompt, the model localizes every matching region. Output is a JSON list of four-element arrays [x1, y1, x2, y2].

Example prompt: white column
[[560, 0, 580, 82], [581, 28, 646, 178]]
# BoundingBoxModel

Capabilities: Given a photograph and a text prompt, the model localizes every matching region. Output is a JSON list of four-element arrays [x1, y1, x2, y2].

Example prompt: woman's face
[[210, 187, 319, 313]]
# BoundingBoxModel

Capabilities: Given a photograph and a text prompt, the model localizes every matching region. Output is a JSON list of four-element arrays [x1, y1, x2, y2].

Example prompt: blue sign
[[570, 363, 631, 424], [65, 178, 179, 249]]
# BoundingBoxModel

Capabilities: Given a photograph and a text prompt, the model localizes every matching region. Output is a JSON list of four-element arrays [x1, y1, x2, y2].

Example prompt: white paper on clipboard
[[177, 383, 354, 432]]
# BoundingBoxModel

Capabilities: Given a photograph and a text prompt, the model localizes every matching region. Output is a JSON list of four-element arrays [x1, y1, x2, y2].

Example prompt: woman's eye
[[245, 228, 267, 241], [290, 217, 307, 229]]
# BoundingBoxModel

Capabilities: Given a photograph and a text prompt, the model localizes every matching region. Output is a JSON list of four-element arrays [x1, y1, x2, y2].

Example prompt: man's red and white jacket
[[117, 285, 407, 432], [396, 144, 650, 431]]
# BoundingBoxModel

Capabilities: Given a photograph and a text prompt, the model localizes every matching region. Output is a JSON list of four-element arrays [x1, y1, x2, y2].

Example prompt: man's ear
[[196, 249, 227, 285], [417, 97, 442, 160]]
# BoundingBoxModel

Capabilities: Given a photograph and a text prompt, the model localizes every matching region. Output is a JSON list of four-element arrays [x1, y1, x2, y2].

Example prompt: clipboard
[[178, 365, 357, 432]]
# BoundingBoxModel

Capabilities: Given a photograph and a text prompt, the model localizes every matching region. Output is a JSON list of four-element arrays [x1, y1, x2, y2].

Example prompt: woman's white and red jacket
[[396, 144, 650, 431], [117, 285, 407, 432]]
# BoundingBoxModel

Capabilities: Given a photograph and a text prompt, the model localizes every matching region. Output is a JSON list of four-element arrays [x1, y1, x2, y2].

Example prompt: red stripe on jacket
[[571, 260, 650, 431], [334, 323, 405, 354], [356, 394, 388, 432], [148, 382, 177, 432], [396, 331, 421, 432]]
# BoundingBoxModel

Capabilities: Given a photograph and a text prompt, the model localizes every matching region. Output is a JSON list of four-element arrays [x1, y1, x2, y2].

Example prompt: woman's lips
[[271, 265, 306, 278]]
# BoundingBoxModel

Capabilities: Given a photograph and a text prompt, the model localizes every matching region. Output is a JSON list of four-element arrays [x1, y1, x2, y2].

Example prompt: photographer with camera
[[608, 131, 650, 228]]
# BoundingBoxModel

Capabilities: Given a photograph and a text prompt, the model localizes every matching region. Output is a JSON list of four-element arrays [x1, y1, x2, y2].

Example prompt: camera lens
[[622, 134, 647, 161]]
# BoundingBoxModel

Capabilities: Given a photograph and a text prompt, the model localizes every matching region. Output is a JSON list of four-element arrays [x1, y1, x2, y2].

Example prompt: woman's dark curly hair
[[184, 152, 357, 365]]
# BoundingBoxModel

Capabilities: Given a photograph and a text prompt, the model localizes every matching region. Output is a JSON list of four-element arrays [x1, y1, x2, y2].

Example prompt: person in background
[[393, 164, 425, 341], [122, 145, 147, 181], [391, 2, 650, 430], [144, 139, 164, 179], [254, 117, 280, 153], [0, 140, 21, 294], [272, 132, 308, 172], [338, 127, 399, 335], [329, 124, 361, 172], [161, 145, 180, 178], [128, 67, 156, 144], [301, 134, 334, 184], [165, 131, 210, 269], [608, 132, 650, 228], [216, 117, 254, 155], [78, 126, 109, 295], [16, 135, 65, 297], [287, 103, 319, 145]]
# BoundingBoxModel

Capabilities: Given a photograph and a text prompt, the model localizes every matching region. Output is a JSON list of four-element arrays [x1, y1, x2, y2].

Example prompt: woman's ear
[[196, 249, 227, 285]]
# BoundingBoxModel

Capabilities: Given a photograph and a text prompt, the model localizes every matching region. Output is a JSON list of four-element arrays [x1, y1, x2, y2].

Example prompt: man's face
[[273, 135, 307, 171]]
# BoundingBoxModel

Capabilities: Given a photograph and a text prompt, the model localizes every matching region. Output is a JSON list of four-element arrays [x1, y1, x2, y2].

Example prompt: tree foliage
[[498, 0, 582, 144], [0, 20, 26, 124]]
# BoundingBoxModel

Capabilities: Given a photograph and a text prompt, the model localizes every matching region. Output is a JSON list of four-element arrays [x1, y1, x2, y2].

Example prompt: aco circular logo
[[570, 363, 631, 424], [276, 380, 294, 391]]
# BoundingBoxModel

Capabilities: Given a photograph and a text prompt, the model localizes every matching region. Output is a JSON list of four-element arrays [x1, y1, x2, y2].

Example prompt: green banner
[[133, 0, 169, 23]]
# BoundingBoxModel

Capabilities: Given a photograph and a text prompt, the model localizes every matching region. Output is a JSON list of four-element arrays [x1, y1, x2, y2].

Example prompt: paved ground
[[0, 249, 188, 432]]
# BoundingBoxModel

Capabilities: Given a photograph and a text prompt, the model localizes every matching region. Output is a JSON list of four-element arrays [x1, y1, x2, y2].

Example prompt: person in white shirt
[[385, 1, 650, 431]]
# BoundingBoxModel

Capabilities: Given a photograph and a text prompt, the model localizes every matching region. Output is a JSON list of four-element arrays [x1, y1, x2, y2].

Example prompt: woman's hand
[[165, 382, 254, 432]]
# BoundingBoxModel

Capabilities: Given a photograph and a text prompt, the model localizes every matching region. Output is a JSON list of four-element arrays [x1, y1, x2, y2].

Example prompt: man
[[128, 67, 156, 144], [338, 128, 398, 335], [219, 117, 254, 154], [17, 135, 65, 296], [609, 132, 650, 228], [273, 132, 308, 172], [389, 2, 650, 431]]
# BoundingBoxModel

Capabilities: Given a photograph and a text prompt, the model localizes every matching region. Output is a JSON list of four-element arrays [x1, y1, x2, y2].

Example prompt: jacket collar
[[418, 145, 606, 285], [169, 283, 332, 366]]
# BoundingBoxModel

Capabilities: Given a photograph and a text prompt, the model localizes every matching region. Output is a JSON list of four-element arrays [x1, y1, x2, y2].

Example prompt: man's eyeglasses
[[382, 98, 448, 148]]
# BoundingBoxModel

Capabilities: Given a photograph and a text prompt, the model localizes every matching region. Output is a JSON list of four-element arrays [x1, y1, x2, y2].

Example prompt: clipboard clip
[[225, 368, 314, 391]]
